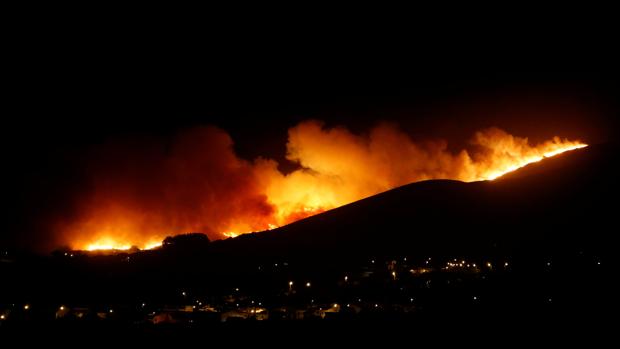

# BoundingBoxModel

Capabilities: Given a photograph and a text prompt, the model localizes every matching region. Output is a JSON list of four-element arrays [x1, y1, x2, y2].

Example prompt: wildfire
[[84, 238, 162, 252], [143, 241, 164, 250], [85, 242, 132, 251], [60, 121, 587, 252], [474, 139, 588, 181], [222, 223, 279, 239]]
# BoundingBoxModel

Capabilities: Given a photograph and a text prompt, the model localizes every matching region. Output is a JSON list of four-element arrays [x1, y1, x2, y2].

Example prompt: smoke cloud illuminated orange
[[57, 121, 586, 251]]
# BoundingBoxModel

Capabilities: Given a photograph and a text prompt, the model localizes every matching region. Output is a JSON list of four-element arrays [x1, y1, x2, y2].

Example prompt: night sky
[[2, 26, 618, 251]]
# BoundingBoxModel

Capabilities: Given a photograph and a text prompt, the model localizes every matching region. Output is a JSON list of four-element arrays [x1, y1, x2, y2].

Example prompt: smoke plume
[[56, 120, 585, 250]]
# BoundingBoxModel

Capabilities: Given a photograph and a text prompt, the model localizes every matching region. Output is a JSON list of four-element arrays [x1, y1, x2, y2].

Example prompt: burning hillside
[[56, 121, 586, 251]]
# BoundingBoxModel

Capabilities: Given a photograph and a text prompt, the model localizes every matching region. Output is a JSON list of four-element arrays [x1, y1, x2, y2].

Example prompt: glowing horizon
[[62, 123, 587, 252]]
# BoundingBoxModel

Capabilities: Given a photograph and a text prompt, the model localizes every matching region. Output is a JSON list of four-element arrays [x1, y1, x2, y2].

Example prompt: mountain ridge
[[209, 143, 615, 262]]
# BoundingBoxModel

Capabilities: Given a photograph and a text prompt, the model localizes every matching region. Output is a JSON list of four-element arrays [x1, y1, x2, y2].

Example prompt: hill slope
[[212, 143, 617, 261]]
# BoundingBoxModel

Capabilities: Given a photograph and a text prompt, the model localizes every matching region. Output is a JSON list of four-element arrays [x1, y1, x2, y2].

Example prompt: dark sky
[[2, 23, 619, 250]]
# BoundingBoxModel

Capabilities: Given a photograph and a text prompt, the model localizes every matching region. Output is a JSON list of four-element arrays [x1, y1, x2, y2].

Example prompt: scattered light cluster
[[0, 251, 605, 324], [443, 259, 478, 271]]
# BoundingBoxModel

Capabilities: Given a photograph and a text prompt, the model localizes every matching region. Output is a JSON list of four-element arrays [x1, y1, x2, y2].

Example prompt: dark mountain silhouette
[[210, 143, 617, 263]]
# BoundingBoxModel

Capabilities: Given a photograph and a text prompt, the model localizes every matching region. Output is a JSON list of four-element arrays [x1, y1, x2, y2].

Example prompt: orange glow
[[258, 125, 587, 230], [469, 136, 588, 180], [61, 122, 587, 251], [143, 241, 163, 250], [85, 242, 132, 251], [83, 237, 163, 251]]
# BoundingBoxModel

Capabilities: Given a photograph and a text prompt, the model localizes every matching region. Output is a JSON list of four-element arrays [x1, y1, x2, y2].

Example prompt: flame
[[258, 124, 587, 229], [222, 224, 278, 240], [143, 241, 163, 250], [83, 237, 163, 251], [85, 241, 132, 251], [60, 122, 587, 251], [474, 139, 588, 180]]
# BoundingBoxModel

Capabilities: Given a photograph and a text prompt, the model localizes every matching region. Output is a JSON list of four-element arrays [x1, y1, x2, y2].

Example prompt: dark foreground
[[1, 145, 617, 342]]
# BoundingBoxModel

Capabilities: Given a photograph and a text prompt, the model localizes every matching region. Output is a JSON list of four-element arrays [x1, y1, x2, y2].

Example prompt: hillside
[[212, 143, 616, 262]]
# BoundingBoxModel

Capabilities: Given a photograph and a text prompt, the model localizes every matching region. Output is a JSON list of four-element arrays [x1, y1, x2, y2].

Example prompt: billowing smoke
[[56, 120, 584, 250], [58, 127, 276, 250]]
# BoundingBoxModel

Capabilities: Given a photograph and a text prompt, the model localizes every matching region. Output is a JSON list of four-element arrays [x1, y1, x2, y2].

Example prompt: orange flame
[[470, 135, 588, 180], [84, 238, 162, 252], [62, 122, 587, 251]]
